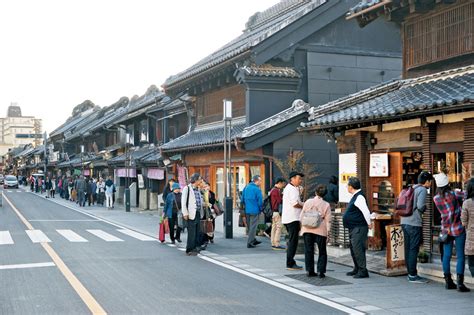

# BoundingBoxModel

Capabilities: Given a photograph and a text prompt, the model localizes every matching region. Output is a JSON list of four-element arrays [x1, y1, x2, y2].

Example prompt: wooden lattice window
[[404, 1, 474, 69], [196, 84, 246, 125]]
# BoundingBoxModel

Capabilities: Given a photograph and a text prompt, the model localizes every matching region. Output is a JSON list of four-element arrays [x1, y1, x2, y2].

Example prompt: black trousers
[[285, 221, 301, 267], [303, 233, 328, 274], [468, 255, 474, 277], [186, 212, 200, 253], [349, 226, 368, 275], [168, 212, 181, 242]]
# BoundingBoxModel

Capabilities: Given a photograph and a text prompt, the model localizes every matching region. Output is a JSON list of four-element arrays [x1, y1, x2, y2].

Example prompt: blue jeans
[[402, 225, 422, 276], [442, 231, 466, 275]]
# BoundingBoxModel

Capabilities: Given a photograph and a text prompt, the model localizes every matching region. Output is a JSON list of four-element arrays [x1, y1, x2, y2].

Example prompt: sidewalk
[[32, 191, 474, 314]]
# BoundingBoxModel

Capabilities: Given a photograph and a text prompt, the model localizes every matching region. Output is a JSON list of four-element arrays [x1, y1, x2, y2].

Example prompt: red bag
[[395, 185, 418, 217], [158, 218, 169, 242]]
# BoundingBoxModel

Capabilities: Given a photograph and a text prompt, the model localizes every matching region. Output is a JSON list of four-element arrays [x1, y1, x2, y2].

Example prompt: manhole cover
[[285, 274, 352, 286]]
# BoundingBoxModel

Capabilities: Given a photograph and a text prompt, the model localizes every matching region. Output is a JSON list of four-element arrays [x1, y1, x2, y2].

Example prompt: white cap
[[434, 173, 449, 188]]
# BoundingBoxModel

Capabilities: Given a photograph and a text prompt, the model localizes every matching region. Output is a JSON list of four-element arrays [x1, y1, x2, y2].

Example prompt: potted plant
[[418, 250, 429, 263]]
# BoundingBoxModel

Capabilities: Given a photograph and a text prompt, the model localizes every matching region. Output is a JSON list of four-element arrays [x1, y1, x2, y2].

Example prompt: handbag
[[200, 219, 214, 233], [177, 212, 184, 229], [213, 201, 224, 216], [439, 230, 449, 243], [158, 222, 165, 242], [301, 202, 323, 228]]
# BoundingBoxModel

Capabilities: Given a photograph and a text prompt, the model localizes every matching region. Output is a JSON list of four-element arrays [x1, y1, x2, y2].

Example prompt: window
[[196, 85, 246, 125], [139, 119, 149, 143], [404, 2, 474, 69]]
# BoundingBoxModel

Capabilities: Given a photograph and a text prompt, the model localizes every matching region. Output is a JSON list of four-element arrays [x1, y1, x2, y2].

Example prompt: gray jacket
[[400, 185, 427, 227]]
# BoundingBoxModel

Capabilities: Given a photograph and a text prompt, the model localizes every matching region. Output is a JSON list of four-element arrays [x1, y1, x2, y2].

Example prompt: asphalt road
[[0, 188, 345, 314]]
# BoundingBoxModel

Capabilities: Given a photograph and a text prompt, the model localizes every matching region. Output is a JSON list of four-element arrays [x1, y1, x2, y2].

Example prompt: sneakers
[[408, 275, 429, 284], [287, 264, 303, 271], [272, 245, 286, 250]]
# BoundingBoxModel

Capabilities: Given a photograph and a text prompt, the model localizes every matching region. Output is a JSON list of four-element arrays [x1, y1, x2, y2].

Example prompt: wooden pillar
[[355, 131, 369, 193], [421, 123, 436, 254]]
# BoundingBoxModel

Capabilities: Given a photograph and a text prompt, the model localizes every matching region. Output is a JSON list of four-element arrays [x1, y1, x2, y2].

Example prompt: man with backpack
[[242, 175, 263, 248], [400, 171, 433, 283]]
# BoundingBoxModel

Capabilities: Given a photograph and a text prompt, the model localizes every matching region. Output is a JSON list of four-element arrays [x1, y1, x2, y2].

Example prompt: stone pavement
[[29, 190, 474, 314]]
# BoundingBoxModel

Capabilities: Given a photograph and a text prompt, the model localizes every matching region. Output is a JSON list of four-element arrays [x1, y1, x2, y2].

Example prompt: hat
[[289, 171, 304, 179], [434, 173, 449, 188], [172, 183, 181, 190]]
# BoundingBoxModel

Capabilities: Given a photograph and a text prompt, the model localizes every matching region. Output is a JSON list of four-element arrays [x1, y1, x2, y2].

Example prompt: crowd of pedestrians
[[28, 174, 116, 209]]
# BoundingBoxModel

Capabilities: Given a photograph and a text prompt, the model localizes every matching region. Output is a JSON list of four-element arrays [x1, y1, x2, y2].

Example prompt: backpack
[[262, 195, 272, 219], [395, 185, 419, 217]]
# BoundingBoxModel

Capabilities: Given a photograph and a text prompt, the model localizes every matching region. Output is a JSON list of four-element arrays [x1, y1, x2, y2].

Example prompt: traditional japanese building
[[301, 0, 474, 258], [161, 0, 402, 204]]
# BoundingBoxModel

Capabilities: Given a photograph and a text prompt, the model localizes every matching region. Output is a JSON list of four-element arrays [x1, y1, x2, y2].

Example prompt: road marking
[[7, 190, 12, 193], [30, 219, 100, 222], [199, 255, 364, 315], [0, 231, 14, 245], [355, 305, 381, 312], [26, 230, 51, 243], [117, 229, 156, 241], [57, 230, 89, 242], [87, 229, 123, 242], [2, 193, 107, 315], [16, 190, 22, 193], [0, 262, 56, 270]]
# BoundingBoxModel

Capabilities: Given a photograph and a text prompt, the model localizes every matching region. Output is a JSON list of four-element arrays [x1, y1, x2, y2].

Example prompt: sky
[[0, 0, 280, 133]]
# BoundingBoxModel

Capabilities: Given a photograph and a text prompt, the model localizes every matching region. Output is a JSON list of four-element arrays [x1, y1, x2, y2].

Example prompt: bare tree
[[273, 150, 321, 201]]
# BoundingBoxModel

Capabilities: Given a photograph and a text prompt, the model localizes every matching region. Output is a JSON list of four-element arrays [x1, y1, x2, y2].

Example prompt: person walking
[[163, 178, 176, 204], [433, 172, 470, 292], [105, 176, 115, 210], [164, 183, 182, 244], [301, 185, 331, 278], [75, 175, 87, 207], [97, 177, 105, 206], [462, 178, 474, 278], [242, 175, 264, 249], [343, 177, 371, 279], [90, 179, 97, 205], [45, 177, 52, 198], [282, 171, 305, 270], [181, 173, 204, 256], [270, 178, 287, 250], [51, 177, 56, 198], [401, 171, 433, 284]]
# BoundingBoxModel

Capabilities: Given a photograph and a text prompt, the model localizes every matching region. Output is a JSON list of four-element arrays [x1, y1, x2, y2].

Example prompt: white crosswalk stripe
[[116, 229, 156, 241], [0, 231, 14, 245], [26, 230, 52, 243], [56, 230, 88, 242], [86, 229, 124, 242]]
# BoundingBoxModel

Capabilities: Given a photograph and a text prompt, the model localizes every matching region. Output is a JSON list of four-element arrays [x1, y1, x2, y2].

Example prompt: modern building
[[0, 103, 42, 157]]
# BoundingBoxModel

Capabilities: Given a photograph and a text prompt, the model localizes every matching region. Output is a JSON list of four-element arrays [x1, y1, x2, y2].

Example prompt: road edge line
[[199, 255, 365, 315], [3, 193, 107, 315]]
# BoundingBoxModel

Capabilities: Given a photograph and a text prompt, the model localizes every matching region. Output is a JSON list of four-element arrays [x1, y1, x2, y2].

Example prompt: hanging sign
[[370, 153, 389, 177], [147, 168, 165, 180]]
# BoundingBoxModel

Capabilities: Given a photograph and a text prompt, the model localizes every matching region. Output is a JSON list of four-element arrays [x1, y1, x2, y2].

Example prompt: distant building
[[0, 103, 42, 156]]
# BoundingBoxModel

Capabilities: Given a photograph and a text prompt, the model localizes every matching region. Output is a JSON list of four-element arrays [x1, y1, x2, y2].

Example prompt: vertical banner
[[339, 153, 357, 203], [177, 165, 188, 188]]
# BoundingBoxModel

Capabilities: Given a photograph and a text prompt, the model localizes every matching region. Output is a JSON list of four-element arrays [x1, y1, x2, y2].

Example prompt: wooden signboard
[[386, 224, 405, 269]]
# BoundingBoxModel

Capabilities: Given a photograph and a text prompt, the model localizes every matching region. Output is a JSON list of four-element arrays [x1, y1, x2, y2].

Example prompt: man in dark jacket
[[343, 177, 372, 279], [75, 175, 87, 207]]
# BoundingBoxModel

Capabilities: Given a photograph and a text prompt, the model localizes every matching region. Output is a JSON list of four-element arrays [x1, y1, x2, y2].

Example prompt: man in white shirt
[[282, 171, 305, 270], [342, 177, 371, 278]]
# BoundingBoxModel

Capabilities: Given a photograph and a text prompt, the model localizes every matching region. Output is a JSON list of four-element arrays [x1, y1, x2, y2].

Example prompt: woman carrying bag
[[300, 184, 331, 278], [164, 183, 183, 244], [433, 173, 470, 292]]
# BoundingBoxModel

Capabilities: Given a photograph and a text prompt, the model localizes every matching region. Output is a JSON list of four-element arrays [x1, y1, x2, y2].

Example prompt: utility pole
[[223, 99, 233, 239]]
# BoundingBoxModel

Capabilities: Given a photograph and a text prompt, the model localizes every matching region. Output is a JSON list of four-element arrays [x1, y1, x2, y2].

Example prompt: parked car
[[0, 174, 4, 185], [4, 175, 19, 189]]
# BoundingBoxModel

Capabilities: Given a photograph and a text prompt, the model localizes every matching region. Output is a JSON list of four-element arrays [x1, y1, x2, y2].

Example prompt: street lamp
[[124, 133, 131, 212], [223, 99, 233, 239]]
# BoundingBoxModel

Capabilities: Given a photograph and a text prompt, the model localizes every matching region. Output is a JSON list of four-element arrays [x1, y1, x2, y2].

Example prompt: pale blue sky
[[0, 0, 279, 133]]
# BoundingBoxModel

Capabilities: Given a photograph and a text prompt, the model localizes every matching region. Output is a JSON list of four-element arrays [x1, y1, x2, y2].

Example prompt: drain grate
[[285, 274, 352, 286]]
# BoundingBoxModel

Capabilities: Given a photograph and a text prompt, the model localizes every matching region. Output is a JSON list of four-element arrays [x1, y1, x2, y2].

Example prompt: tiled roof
[[160, 118, 246, 152], [236, 64, 301, 79], [57, 153, 102, 168], [240, 99, 309, 138], [163, 0, 327, 88], [139, 151, 162, 164], [301, 66, 474, 129], [114, 86, 165, 124], [50, 101, 98, 138], [108, 146, 157, 164]]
